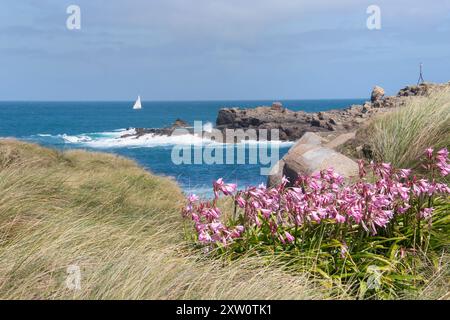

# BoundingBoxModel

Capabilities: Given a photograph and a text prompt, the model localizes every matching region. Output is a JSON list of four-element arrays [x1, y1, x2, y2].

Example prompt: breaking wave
[[31, 128, 294, 149]]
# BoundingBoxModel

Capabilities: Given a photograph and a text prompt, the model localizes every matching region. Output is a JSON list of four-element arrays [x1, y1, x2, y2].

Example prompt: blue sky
[[1, 0, 450, 100]]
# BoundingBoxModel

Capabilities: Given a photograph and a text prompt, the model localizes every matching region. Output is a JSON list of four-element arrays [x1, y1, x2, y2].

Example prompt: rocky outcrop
[[216, 82, 450, 141], [216, 107, 324, 141], [122, 81, 450, 142], [397, 82, 450, 97], [215, 102, 378, 141], [121, 119, 191, 138], [266, 82, 450, 186], [172, 118, 190, 128], [268, 132, 359, 187]]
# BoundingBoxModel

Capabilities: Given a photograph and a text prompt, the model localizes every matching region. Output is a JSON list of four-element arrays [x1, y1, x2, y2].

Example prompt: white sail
[[133, 96, 142, 110]]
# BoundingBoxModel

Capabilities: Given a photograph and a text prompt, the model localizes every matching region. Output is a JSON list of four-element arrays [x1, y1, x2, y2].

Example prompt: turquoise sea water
[[0, 99, 365, 195]]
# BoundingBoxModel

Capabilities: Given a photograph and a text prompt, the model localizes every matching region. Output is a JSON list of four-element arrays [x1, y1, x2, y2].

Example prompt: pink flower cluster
[[424, 147, 450, 177], [182, 148, 450, 247], [183, 180, 244, 246]]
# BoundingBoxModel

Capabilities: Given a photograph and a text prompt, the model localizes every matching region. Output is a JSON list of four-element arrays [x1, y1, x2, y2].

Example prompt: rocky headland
[[215, 82, 450, 141], [120, 81, 449, 186], [266, 81, 450, 186], [123, 82, 450, 142]]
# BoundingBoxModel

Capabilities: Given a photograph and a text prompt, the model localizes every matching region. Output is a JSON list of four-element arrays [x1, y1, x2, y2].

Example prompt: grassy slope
[[364, 89, 450, 169], [0, 139, 336, 300]]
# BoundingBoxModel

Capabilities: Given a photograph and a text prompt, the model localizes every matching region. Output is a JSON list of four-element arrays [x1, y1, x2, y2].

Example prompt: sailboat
[[133, 95, 142, 110]]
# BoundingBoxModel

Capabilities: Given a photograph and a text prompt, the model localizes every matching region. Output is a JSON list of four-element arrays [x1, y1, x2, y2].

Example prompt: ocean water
[[0, 99, 365, 196]]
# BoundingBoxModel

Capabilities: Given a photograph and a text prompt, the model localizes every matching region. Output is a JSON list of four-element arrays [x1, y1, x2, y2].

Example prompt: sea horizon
[[0, 97, 368, 103]]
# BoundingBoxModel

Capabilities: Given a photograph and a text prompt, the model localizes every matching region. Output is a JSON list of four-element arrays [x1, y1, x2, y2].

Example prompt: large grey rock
[[325, 132, 356, 149], [268, 131, 359, 186], [296, 132, 326, 146], [283, 145, 358, 183], [267, 159, 285, 187]]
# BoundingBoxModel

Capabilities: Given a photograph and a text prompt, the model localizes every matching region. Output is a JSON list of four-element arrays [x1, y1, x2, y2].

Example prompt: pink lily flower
[[285, 231, 295, 243]]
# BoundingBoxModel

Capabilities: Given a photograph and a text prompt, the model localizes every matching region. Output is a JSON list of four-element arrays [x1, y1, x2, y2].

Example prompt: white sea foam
[[203, 121, 213, 133], [36, 128, 293, 149], [84, 133, 214, 149], [61, 134, 92, 143]]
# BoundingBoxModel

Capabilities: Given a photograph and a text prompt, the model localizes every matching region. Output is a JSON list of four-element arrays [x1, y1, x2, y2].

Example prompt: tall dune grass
[[0, 139, 335, 300], [366, 89, 450, 169], [0, 140, 447, 299]]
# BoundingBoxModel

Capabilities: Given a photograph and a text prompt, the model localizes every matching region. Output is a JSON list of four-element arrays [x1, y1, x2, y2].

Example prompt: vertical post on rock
[[417, 63, 425, 85]]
